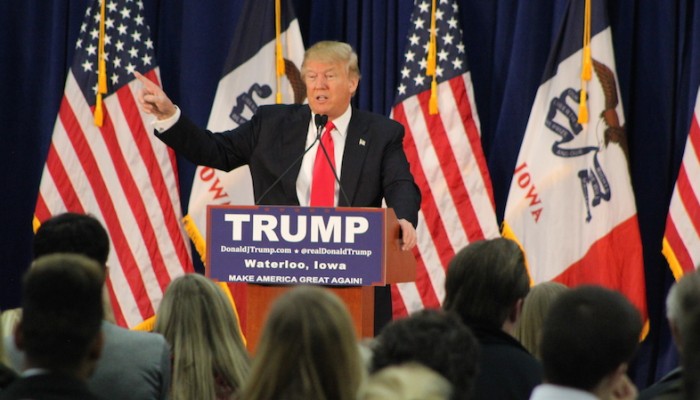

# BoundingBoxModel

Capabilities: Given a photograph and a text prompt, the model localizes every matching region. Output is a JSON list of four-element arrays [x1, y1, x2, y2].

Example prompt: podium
[[206, 205, 416, 351]]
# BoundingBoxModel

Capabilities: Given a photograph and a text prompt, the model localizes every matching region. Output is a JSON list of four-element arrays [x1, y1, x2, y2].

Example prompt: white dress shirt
[[529, 384, 598, 400]]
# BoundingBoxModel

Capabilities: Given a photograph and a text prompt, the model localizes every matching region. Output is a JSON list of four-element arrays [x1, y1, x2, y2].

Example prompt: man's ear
[[88, 330, 104, 363], [13, 320, 24, 351], [509, 297, 525, 324], [669, 318, 683, 353]]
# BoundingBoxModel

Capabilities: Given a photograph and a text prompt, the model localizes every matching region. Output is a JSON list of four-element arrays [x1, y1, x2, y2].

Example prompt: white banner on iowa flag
[[184, 0, 305, 258], [503, 0, 647, 323], [390, 0, 500, 317], [663, 87, 700, 279], [34, 0, 193, 327]]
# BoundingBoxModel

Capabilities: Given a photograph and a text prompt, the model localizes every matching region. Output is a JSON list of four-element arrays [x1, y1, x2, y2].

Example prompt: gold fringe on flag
[[32, 215, 41, 233], [427, 0, 438, 115], [500, 221, 534, 286], [183, 214, 207, 264], [275, 0, 285, 104], [578, 0, 592, 123], [662, 237, 685, 281], [94, 0, 108, 126]]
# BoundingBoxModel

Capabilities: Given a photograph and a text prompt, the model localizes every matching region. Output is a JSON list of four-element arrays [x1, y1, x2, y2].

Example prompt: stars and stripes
[[390, 0, 500, 316], [34, 0, 193, 327], [663, 88, 700, 279]]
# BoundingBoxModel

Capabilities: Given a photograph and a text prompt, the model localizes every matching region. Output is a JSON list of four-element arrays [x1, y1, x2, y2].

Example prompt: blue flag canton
[[72, 0, 155, 105], [394, 0, 468, 104]]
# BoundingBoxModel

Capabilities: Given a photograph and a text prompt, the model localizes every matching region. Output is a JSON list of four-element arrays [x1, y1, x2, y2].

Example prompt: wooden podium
[[206, 206, 416, 351]]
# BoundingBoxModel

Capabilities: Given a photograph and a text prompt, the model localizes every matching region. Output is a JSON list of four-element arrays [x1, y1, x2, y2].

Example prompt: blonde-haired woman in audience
[[155, 273, 250, 400], [239, 285, 365, 400], [359, 362, 452, 400], [515, 281, 569, 359]]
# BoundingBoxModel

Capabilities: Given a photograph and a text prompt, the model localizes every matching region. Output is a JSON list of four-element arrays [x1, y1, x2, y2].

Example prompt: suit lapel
[[340, 108, 370, 206], [279, 106, 311, 203]]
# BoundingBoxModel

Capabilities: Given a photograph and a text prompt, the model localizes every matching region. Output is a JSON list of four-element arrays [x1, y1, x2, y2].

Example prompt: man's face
[[304, 59, 359, 120]]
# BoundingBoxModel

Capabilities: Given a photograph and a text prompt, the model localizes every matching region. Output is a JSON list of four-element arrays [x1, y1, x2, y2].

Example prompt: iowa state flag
[[183, 0, 305, 259], [663, 87, 700, 279], [390, 0, 500, 316], [503, 0, 647, 323]]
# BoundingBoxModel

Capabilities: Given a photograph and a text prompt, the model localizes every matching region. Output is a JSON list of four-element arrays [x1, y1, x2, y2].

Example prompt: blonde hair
[[301, 40, 361, 80], [360, 362, 453, 400], [154, 274, 249, 400], [515, 281, 569, 358], [239, 286, 364, 400]]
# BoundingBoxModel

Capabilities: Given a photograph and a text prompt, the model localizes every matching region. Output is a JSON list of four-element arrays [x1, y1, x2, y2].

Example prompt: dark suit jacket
[[156, 104, 421, 226], [0, 372, 100, 400]]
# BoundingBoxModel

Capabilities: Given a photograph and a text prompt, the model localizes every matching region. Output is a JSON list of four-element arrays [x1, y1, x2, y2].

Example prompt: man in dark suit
[[1, 254, 105, 400], [135, 40, 421, 332]]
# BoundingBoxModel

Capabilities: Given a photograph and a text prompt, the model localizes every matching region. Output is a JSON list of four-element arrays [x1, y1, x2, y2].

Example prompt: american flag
[[391, 0, 500, 316], [34, 0, 193, 327], [663, 87, 700, 279]]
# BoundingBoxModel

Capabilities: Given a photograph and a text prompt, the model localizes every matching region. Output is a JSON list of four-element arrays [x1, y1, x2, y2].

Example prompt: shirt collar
[[312, 105, 352, 138]]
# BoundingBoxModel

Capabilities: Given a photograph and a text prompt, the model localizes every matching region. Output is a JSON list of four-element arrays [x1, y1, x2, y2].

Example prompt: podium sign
[[208, 206, 386, 286]]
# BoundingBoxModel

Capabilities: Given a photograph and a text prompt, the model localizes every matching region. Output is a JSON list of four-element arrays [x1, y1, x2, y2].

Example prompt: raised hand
[[134, 71, 177, 120]]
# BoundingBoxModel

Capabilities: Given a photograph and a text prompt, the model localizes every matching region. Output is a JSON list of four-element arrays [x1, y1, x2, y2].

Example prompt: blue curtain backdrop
[[1, 0, 697, 388]]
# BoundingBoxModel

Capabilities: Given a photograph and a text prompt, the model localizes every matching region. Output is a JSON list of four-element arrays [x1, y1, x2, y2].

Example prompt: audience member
[[531, 285, 642, 400], [515, 281, 569, 359], [0, 309, 17, 390], [0, 254, 104, 399], [640, 269, 700, 400], [154, 273, 250, 400], [238, 285, 364, 400], [359, 362, 452, 400], [4, 212, 171, 400], [443, 238, 542, 399], [370, 309, 479, 400], [681, 308, 700, 400]]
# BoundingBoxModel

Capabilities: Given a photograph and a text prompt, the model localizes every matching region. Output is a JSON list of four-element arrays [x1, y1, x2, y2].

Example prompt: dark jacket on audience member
[[0, 372, 100, 400], [467, 319, 543, 400]]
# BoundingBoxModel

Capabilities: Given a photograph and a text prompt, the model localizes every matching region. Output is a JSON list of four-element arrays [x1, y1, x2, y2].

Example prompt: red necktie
[[310, 121, 336, 206]]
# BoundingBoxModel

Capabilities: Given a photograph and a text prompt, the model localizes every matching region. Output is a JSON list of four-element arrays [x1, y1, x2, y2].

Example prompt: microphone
[[254, 114, 328, 205], [315, 118, 352, 207]]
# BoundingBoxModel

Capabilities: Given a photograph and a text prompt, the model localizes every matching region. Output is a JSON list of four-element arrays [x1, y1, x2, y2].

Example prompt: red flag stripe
[[449, 76, 496, 210], [98, 104, 173, 292], [34, 194, 53, 225], [436, 79, 494, 241], [43, 143, 83, 213], [58, 93, 153, 320], [676, 164, 700, 240], [115, 86, 193, 277], [664, 216, 697, 276], [104, 278, 127, 327], [394, 103, 455, 268]]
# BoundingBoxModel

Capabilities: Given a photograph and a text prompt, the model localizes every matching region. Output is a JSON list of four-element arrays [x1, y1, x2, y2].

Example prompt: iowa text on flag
[[663, 87, 700, 279], [390, 0, 500, 317], [183, 0, 305, 260], [34, 0, 193, 327], [502, 0, 647, 323]]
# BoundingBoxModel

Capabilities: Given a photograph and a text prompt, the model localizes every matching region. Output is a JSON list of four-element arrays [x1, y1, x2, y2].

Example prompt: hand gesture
[[134, 71, 177, 120], [398, 218, 417, 251]]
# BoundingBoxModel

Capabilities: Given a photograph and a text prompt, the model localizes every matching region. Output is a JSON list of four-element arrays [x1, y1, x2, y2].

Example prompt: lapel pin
[[359, 138, 366, 146]]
